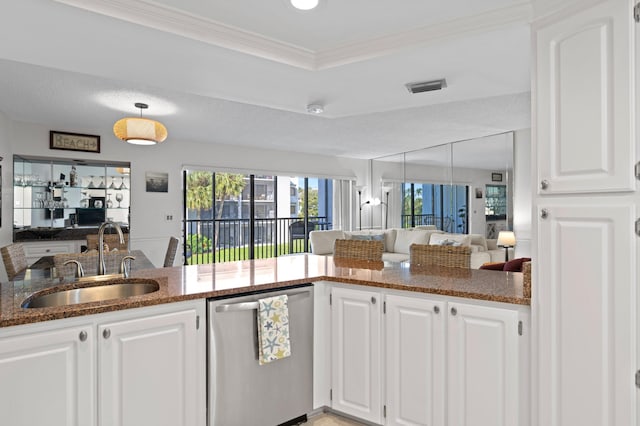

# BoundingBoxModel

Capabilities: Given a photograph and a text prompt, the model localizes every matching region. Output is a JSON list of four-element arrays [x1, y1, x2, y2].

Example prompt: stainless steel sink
[[22, 279, 160, 309]]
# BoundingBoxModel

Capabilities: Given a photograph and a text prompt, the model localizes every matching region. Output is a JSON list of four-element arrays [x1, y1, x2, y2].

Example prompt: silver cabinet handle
[[540, 180, 549, 190], [433, 306, 440, 314], [635, 218, 640, 237], [371, 296, 376, 304], [79, 331, 88, 342], [540, 208, 549, 219], [103, 329, 111, 339], [450, 307, 457, 316]]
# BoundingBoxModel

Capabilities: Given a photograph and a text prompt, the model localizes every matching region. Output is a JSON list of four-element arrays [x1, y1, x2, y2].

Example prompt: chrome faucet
[[97, 221, 124, 275]]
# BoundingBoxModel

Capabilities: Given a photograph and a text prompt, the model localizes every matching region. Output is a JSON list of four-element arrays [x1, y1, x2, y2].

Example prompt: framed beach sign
[[50, 131, 101, 153]]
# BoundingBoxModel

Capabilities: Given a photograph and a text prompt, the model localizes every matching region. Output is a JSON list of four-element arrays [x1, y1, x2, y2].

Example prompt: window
[[402, 182, 468, 233], [485, 184, 507, 220]]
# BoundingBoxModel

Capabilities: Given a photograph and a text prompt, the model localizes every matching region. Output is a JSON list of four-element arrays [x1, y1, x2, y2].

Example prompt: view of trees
[[297, 187, 319, 218]]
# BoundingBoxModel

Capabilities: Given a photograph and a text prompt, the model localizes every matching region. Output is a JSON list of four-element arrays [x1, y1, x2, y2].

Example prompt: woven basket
[[409, 244, 471, 269], [333, 239, 383, 261], [522, 261, 531, 298], [54, 251, 133, 277]]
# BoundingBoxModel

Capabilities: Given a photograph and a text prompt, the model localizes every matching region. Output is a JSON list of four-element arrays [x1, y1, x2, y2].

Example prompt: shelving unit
[[13, 155, 131, 235]]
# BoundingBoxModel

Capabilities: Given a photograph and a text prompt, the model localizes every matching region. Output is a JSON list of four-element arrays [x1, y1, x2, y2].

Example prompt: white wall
[[1, 118, 367, 267]]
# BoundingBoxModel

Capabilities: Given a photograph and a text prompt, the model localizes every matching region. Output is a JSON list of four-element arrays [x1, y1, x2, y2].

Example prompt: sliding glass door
[[402, 182, 468, 233], [184, 170, 333, 264]]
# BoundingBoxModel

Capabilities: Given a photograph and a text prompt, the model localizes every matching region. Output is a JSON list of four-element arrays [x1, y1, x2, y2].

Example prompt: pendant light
[[113, 102, 168, 145], [291, 0, 318, 10]]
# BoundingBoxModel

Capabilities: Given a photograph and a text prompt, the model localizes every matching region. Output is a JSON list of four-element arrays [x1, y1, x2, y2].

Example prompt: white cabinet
[[327, 284, 528, 426], [385, 294, 445, 426], [536, 202, 635, 426], [535, 0, 635, 194], [331, 286, 382, 424], [22, 240, 83, 264], [98, 309, 200, 426], [533, 1, 637, 426], [447, 301, 519, 426], [0, 300, 205, 426], [0, 323, 95, 426]]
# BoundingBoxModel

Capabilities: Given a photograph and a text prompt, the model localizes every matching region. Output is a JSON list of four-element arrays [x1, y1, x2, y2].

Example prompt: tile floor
[[305, 413, 366, 425]]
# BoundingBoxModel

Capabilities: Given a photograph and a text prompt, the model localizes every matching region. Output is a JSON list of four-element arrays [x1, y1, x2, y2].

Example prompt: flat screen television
[[76, 208, 105, 226]]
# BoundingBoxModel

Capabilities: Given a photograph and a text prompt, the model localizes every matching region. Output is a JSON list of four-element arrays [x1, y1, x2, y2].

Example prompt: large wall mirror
[[13, 155, 131, 241], [370, 132, 514, 238]]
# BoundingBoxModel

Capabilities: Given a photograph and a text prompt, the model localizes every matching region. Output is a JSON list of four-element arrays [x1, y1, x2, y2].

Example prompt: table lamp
[[497, 231, 516, 262]]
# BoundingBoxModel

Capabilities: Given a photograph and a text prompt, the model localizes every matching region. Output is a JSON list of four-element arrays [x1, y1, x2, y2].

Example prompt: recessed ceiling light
[[306, 104, 324, 114], [291, 0, 319, 10]]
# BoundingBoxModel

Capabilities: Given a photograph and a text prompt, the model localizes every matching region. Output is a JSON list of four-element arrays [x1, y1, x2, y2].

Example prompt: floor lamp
[[355, 186, 366, 230]]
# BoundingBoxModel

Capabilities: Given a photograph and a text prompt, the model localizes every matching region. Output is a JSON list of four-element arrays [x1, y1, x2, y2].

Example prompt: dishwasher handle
[[214, 289, 311, 313]]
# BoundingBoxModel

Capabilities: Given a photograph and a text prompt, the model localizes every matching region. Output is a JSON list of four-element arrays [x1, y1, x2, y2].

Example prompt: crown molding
[[53, 0, 317, 69], [53, 0, 532, 71], [315, 2, 533, 69]]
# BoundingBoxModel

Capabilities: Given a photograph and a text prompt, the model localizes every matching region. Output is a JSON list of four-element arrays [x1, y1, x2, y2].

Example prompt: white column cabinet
[[98, 309, 199, 426], [331, 286, 383, 424], [447, 301, 520, 426], [0, 324, 95, 426], [533, 1, 637, 426], [385, 294, 445, 426]]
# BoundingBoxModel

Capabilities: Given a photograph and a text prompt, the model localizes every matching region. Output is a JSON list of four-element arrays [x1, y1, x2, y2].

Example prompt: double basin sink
[[21, 275, 160, 309]]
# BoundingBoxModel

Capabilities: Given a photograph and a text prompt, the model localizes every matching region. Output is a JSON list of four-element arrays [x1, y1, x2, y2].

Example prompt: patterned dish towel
[[257, 294, 291, 365]]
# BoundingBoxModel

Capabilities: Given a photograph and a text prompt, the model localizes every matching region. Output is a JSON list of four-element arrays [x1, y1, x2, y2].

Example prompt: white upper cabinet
[[535, 0, 635, 194]]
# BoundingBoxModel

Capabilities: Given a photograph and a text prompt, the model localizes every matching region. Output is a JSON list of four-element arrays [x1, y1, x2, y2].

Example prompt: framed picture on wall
[[475, 188, 483, 198], [491, 172, 503, 182], [146, 171, 168, 193]]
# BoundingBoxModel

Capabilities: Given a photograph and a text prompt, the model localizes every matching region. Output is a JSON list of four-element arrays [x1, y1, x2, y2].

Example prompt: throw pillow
[[503, 257, 532, 272], [429, 233, 471, 247], [393, 229, 431, 254], [479, 262, 506, 271]]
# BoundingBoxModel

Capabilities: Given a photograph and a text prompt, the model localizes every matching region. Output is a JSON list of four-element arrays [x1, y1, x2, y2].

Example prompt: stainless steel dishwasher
[[208, 284, 314, 426]]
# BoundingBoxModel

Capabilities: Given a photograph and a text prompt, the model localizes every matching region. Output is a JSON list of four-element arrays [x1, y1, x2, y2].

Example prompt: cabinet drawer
[[23, 241, 81, 262]]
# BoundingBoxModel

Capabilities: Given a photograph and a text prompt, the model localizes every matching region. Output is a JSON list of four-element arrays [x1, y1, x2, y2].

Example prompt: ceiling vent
[[405, 79, 447, 94]]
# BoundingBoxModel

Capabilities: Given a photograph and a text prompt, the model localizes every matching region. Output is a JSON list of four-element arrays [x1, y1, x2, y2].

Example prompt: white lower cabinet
[[0, 300, 205, 426], [447, 301, 520, 426], [385, 294, 445, 426], [0, 323, 95, 426], [331, 286, 383, 424], [328, 284, 528, 426], [99, 308, 201, 426]]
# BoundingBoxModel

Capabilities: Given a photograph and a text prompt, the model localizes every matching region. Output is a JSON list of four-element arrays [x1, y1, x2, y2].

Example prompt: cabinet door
[[0, 325, 95, 426], [385, 294, 445, 426], [331, 286, 382, 424], [98, 309, 198, 426], [537, 202, 635, 426], [535, 0, 634, 194], [448, 301, 519, 426]]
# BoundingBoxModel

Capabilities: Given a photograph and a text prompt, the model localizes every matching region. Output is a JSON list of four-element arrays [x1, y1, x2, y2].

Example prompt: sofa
[[309, 226, 508, 269]]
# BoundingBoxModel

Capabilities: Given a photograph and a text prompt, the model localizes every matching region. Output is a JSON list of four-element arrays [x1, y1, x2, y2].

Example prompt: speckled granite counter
[[0, 254, 528, 327]]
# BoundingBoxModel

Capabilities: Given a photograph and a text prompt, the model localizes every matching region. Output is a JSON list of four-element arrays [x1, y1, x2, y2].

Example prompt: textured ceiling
[[0, 0, 532, 159]]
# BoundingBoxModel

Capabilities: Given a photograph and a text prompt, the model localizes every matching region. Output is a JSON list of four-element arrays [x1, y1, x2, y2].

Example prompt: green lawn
[[187, 240, 307, 264]]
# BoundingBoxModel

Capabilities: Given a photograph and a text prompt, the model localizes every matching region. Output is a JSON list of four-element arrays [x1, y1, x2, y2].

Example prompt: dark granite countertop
[[14, 226, 129, 242], [0, 254, 529, 328]]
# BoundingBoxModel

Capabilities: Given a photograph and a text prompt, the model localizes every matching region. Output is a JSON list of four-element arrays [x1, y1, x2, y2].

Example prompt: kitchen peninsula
[[0, 254, 528, 327], [0, 255, 530, 426]]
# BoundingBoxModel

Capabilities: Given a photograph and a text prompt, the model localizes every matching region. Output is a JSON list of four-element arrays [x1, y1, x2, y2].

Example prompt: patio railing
[[401, 214, 456, 232], [184, 216, 330, 264]]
